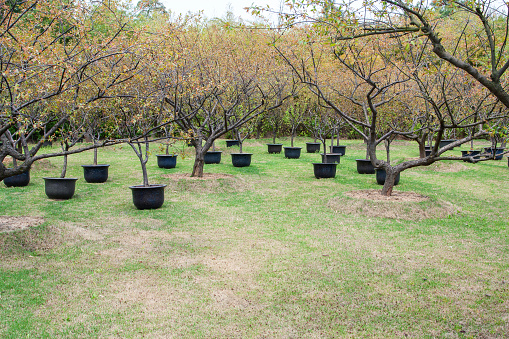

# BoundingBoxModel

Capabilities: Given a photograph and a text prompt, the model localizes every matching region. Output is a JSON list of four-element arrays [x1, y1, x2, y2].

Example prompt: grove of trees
[[1, 0, 508, 196]]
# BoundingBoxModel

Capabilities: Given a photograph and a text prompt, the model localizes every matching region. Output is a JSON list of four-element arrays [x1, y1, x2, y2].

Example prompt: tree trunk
[[381, 166, 397, 196], [192, 146, 205, 177], [239, 142, 243, 153], [418, 141, 426, 158], [93, 145, 98, 165], [61, 154, 68, 178], [336, 128, 340, 146]]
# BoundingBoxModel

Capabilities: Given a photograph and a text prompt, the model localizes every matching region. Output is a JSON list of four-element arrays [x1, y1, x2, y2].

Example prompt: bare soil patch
[[328, 190, 459, 220], [163, 173, 235, 180], [162, 173, 251, 193], [0, 216, 44, 233], [345, 189, 429, 202]]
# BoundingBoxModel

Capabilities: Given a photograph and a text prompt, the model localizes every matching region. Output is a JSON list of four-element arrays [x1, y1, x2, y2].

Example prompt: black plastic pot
[[204, 151, 222, 164], [461, 150, 481, 163], [42, 141, 52, 147], [130, 184, 166, 210], [321, 153, 341, 164], [156, 154, 178, 169], [306, 142, 321, 153], [356, 159, 375, 174], [226, 140, 240, 147], [330, 145, 346, 155], [231, 153, 252, 167], [439, 139, 457, 149], [313, 163, 337, 179], [3, 170, 30, 187], [424, 145, 432, 151], [82, 164, 110, 183], [484, 147, 505, 160], [44, 177, 78, 199], [267, 144, 283, 154], [375, 169, 400, 186], [284, 147, 302, 159], [425, 150, 432, 157]]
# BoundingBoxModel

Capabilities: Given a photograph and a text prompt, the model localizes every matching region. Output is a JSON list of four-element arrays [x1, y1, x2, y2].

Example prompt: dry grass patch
[[162, 173, 251, 194], [0, 216, 44, 233], [424, 161, 469, 172], [328, 190, 459, 220]]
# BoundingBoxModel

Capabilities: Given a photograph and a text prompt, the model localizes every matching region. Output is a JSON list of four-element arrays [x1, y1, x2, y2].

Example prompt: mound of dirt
[[162, 173, 251, 193], [0, 216, 44, 233], [328, 190, 459, 220]]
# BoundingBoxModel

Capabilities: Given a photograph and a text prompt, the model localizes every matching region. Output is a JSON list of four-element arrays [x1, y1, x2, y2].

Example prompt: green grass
[[0, 138, 508, 338]]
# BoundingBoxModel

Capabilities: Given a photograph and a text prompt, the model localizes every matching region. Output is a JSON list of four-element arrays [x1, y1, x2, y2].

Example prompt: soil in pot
[[156, 154, 178, 169], [267, 144, 283, 154], [226, 140, 240, 147], [356, 159, 375, 174], [330, 145, 346, 155], [3, 170, 30, 187], [82, 164, 110, 183], [43, 177, 78, 199], [204, 151, 222, 164], [321, 153, 341, 164], [130, 184, 166, 210], [313, 163, 337, 179], [231, 153, 252, 167], [375, 169, 400, 186], [306, 142, 320, 153], [284, 147, 302, 159]]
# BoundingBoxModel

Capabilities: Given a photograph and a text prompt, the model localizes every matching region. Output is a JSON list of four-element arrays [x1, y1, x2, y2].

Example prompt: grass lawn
[[0, 138, 508, 338]]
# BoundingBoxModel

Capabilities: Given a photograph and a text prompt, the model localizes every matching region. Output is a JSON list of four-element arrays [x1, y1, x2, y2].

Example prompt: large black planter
[[461, 150, 481, 163], [44, 177, 78, 199], [231, 153, 252, 167], [306, 142, 321, 153], [42, 141, 52, 147], [484, 147, 505, 160], [130, 184, 166, 210], [204, 151, 222, 164], [321, 153, 341, 164], [226, 140, 240, 147], [375, 169, 400, 186], [3, 170, 30, 187], [439, 139, 457, 149], [313, 163, 337, 179], [284, 147, 302, 159], [356, 159, 375, 174], [82, 164, 110, 183], [156, 154, 177, 169], [267, 144, 283, 154], [425, 150, 432, 157], [330, 145, 346, 155]]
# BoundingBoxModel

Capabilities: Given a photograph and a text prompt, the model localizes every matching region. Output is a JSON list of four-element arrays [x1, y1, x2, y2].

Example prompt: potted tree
[[266, 107, 284, 153], [116, 97, 168, 210], [156, 124, 181, 169], [230, 117, 256, 167], [81, 108, 112, 183], [283, 99, 306, 159], [43, 111, 85, 200]]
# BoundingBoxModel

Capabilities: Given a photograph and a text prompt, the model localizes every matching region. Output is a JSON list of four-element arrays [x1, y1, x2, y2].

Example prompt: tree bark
[[381, 166, 397, 196], [192, 145, 205, 177]]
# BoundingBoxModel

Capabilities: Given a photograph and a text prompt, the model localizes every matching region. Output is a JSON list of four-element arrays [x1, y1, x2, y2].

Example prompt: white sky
[[160, 0, 283, 21]]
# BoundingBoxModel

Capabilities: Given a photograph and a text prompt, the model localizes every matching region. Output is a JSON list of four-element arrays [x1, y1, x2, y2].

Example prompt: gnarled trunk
[[192, 144, 205, 177], [381, 166, 398, 196]]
